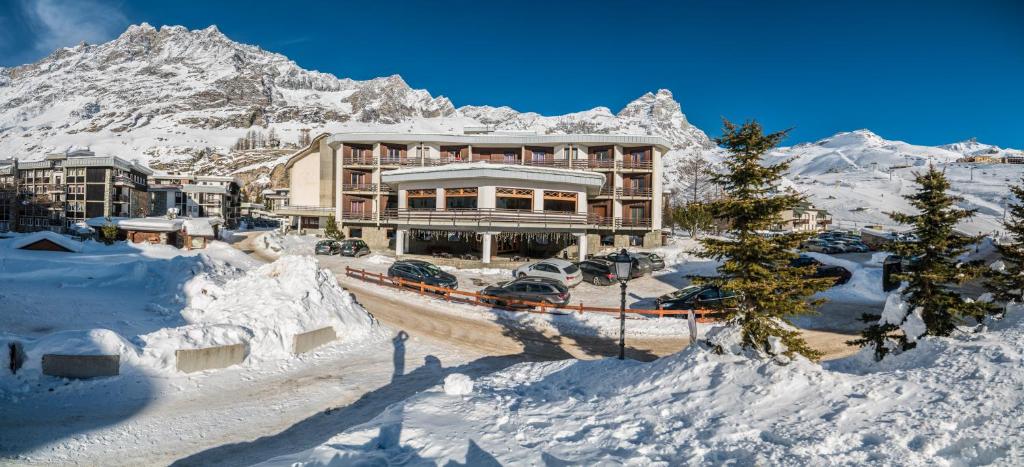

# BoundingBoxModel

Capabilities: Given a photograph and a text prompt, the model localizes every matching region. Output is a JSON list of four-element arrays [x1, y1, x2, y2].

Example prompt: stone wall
[[175, 343, 247, 373]]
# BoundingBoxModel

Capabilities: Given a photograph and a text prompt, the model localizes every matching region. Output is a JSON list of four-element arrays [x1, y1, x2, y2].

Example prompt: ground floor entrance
[[396, 228, 588, 264]]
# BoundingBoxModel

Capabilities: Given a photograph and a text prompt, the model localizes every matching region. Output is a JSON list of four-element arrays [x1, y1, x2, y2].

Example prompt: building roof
[[324, 132, 672, 150], [183, 219, 215, 237], [382, 162, 606, 193], [181, 184, 230, 194], [10, 231, 83, 253]]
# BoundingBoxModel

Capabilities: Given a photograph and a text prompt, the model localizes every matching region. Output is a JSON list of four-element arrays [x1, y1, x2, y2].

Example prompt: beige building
[[276, 130, 669, 263], [149, 173, 242, 228], [774, 202, 832, 232]]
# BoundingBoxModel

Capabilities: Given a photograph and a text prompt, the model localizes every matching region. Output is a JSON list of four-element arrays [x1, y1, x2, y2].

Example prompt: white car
[[512, 259, 583, 287]]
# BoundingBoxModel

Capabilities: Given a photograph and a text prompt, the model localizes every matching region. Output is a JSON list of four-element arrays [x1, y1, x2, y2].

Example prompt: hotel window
[[387, 147, 401, 159], [630, 205, 646, 221], [503, 151, 517, 163], [349, 199, 366, 213], [531, 150, 547, 162]]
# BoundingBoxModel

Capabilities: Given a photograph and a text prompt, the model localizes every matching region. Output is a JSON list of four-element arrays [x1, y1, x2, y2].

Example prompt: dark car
[[654, 285, 737, 317], [577, 259, 619, 286], [314, 240, 342, 255], [481, 277, 570, 308], [339, 239, 371, 257], [601, 252, 653, 278], [638, 252, 666, 271], [790, 254, 852, 285], [387, 260, 458, 289]]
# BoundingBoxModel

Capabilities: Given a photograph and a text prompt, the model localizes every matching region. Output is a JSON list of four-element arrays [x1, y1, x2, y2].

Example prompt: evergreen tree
[[324, 217, 344, 240], [671, 202, 714, 238], [698, 119, 834, 360], [985, 183, 1024, 308], [100, 220, 118, 245], [850, 165, 997, 360]]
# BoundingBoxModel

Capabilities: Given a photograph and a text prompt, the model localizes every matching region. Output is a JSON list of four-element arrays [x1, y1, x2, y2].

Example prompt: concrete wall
[[293, 326, 337, 354], [358, 226, 390, 249], [289, 151, 321, 207], [175, 343, 247, 373], [319, 140, 336, 207], [42, 354, 119, 379]]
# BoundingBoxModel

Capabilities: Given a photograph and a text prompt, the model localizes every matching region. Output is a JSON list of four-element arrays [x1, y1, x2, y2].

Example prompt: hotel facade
[[276, 131, 668, 263]]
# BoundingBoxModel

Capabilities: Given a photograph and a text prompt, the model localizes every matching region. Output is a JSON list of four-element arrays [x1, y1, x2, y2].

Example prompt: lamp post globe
[[612, 248, 633, 360]]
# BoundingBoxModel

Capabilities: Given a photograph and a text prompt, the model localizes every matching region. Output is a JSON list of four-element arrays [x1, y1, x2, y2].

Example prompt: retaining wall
[[175, 343, 247, 373], [293, 326, 337, 354], [42, 354, 120, 379]]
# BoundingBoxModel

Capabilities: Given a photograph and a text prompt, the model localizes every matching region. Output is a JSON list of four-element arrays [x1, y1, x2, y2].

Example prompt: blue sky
[[1, 0, 1022, 147]]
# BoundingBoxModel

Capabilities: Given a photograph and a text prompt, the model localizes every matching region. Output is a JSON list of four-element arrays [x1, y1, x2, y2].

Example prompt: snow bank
[[21, 329, 143, 374], [263, 312, 1024, 466], [443, 373, 473, 396], [169, 255, 380, 363], [256, 231, 318, 259]]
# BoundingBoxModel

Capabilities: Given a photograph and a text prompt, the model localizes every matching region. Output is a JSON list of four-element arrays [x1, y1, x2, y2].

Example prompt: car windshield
[[316, 241, 334, 247], [648, 253, 662, 260], [419, 263, 443, 276], [668, 285, 701, 299], [562, 264, 579, 274]]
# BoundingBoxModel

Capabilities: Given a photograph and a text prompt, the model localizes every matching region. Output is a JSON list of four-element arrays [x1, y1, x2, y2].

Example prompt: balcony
[[113, 174, 134, 186], [272, 205, 335, 216], [594, 186, 615, 198], [342, 183, 378, 192], [342, 156, 376, 166], [620, 217, 653, 228], [621, 159, 653, 170], [587, 159, 616, 170], [383, 208, 589, 228], [619, 187, 653, 198], [523, 159, 589, 170], [341, 210, 375, 221]]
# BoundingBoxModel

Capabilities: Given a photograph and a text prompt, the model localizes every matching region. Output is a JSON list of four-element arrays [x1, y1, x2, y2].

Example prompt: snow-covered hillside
[[0, 23, 712, 196]]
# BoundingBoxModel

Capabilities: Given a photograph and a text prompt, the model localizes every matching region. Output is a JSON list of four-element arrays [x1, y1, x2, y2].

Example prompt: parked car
[[654, 285, 737, 317], [481, 277, 571, 308], [841, 240, 870, 253], [338, 239, 371, 257], [802, 239, 842, 254], [600, 252, 653, 278], [314, 240, 342, 255], [637, 252, 666, 271], [387, 260, 458, 289], [513, 259, 583, 287], [790, 254, 852, 285], [577, 259, 619, 286]]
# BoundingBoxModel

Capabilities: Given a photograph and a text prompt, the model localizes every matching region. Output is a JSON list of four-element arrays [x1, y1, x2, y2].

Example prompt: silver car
[[512, 258, 583, 287]]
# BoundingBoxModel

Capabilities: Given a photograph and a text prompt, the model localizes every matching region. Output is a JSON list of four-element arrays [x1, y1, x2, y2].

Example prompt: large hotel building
[[276, 130, 668, 263]]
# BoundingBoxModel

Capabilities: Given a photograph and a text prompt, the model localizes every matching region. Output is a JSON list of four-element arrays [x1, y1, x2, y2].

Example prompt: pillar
[[395, 229, 406, 256], [481, 232, 492, 264], [435, 188, 444, 211], [533, 189, 544, 211], [576, 233, 588, 260]]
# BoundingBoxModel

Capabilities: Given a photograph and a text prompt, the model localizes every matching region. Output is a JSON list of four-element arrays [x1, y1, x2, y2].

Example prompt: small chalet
[[11, 231, 83, 253], [85, 216, 221, 250]]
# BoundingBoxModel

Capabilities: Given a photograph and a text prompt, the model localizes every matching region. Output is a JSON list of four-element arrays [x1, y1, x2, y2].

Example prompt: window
[[503, 152, 517, 163], [408, 197, 436, 210], [594, 150, 610, 160], [531, 150, 546, 162], [387, 147, 401, 158], [630, 205, 645, 220], [349, 200, 366, 213]]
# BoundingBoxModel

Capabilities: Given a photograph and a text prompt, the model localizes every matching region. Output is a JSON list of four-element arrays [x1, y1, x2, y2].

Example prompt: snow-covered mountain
[[0, 23, 713, 196]]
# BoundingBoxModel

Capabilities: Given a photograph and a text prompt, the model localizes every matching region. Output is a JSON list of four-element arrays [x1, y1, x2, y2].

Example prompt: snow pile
[[21, 329, 142, 373], [443, 373, 474, 396], [9, 231, 83, 253], [169, 255, 380, 362], [261, 313, 1024, 465], [257, 231, 319, 258]]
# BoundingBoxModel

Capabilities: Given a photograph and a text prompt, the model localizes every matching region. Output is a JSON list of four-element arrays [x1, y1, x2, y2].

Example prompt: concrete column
[[533, 189, 544, 211], [576, 233, 587, 260], [481, 232, 492, 264], [478, 186, 496, 209], [395, 229, 406, 256], [397, 189, 408, 209], [435, 188, 444, 211]]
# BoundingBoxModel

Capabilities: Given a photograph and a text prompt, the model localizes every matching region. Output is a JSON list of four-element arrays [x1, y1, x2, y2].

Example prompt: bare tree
[[672, 153, 715, 205]]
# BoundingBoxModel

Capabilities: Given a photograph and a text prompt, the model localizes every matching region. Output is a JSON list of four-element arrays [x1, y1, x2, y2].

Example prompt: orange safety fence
[[343, 266, 719, 322]]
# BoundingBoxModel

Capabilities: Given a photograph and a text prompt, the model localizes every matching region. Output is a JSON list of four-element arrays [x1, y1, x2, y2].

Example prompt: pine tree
[[100, 220, 118, 245], [671, 202, 713, 238], [850, 165, 998, 360], [324, 217, 344, 240], [986, 182, 1024, 307], [698, 119, 834, 360]]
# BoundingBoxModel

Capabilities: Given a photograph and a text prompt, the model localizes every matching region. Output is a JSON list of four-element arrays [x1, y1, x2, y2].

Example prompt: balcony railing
[[113, 175, 134, 186], [587, 159, 616, 169], [621, 159, 653, 170], [272, 205, 335, 215], [620, 217, 653, 228], [383, 208, 589, 226], [596, 186, 615, 197], [341, 210, 375, 220], [342, 156, 376, 166], [342, 183, 377, 192], [619, 187, 653, 197], [523, 159, 589, 170]]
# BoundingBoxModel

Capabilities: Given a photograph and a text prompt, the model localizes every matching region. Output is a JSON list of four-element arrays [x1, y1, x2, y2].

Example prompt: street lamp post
[[612, 248, 634, 360]]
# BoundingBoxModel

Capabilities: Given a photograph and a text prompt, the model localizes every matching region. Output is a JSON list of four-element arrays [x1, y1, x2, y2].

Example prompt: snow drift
[[260, 313, 1024, 465]]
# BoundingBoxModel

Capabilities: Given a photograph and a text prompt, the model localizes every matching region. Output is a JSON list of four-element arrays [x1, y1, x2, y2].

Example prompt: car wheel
[[592, 276, 602, 286], [518, 273, 527, 279]]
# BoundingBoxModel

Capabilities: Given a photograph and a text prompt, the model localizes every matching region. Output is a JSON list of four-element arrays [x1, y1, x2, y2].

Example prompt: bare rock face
[[0, 23, 714, 198]]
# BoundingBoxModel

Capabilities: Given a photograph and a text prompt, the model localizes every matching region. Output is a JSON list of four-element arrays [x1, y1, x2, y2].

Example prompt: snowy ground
[[261, 309, 1024, 466]]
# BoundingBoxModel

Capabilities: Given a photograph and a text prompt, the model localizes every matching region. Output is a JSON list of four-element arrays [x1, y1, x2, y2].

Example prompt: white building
[[277, 131, 669, 263], [149, 173, 242, 228]]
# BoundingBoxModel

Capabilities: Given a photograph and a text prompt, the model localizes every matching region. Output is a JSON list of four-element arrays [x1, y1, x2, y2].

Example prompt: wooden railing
[[621, 159, 653, 170], [342, 156, 376, 165], [344, 266, 718, 321], [342, 210, 375, 220], [342, 183, 377, 192], [619, 187, 653, 197], [523, 159, 589, 170]]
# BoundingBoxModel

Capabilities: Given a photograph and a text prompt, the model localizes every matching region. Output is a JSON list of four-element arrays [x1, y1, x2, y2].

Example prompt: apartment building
[[774, 202, 832, 233], [277, 131, 668, 263], [0, 150, 152, 232], [149, 173, 242, 228]]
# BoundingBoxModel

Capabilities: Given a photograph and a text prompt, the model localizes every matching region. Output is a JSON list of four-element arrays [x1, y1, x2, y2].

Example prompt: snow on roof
[[183, 219, 215, 237], [84, 216, 129, 228], [118, 217, 184, 232], [10, 231, 83, 252]]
